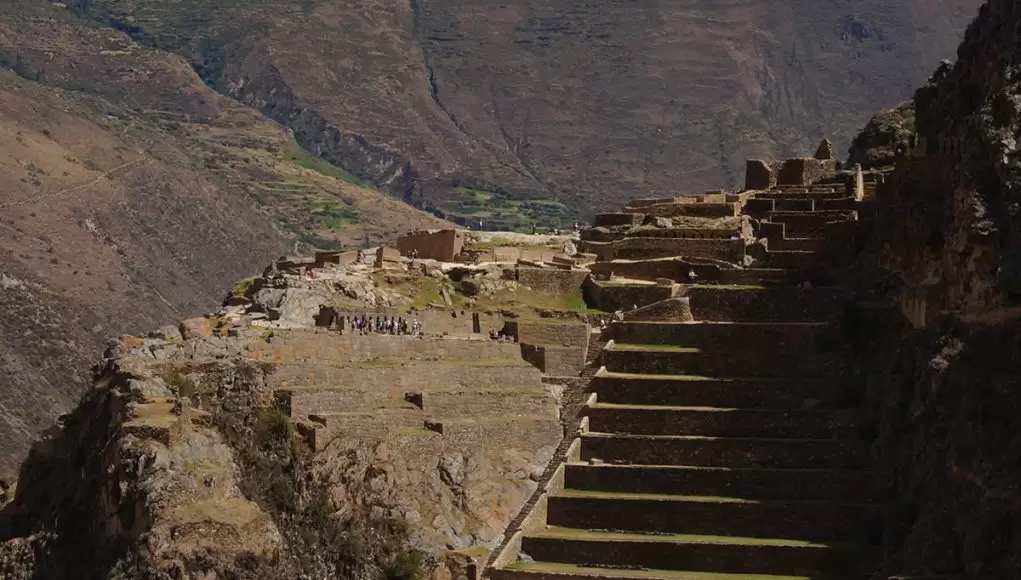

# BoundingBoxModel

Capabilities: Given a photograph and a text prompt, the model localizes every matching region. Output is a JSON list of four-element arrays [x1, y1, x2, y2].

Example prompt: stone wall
[[580, 227, 625, 242], [246, 332, 523, 365], [314, 251, 359, 268], [397, 229, 465, 260], [504, 319, 589, 376], [520, 344, 585, 377], [589, 259, 724, 284], [270, 360, 541, 391], [745, 159, 776, 190], [613, 237, 745, 263], [624, 228, 739, 239], [577, 241, 614, 262], [583, 278, 678, 312], [776, 158, 838, 186], [639, 202, 739, 219], [682, 287, 843, 322], [516, 267, 589, 294], [592, 213, 643, 227], [503, 320, 589, 348]]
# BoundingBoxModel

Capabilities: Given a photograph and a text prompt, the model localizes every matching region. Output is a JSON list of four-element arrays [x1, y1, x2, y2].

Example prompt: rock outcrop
[[0, 258, 565, 579], [847, 100, 918, 169], [848, 0, 1021, 575]]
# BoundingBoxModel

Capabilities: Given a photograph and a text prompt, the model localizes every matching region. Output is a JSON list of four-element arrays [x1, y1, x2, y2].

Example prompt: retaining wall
[[503, 320, 589, 348], [682, 287, 844, 322], [247, 332, 523, 365], [521, 344, 585, 376], [583, 279, 678, 312], [517, 267, 590, 294]]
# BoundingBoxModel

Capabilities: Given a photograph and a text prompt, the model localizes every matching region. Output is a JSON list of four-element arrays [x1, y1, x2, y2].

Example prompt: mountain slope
[[70, 0, 981, 224], [0, 0, 447, 477]]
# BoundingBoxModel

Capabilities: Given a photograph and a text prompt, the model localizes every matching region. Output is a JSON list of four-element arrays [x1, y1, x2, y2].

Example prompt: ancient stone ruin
[[484, 141, 893, 579]]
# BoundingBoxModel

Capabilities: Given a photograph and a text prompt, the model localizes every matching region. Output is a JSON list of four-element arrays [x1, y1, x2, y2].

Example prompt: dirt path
[[0, 155, 149, 210]]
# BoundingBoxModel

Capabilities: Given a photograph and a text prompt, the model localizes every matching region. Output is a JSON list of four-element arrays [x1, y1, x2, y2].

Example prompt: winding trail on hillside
[[0, 156, 149, 210]]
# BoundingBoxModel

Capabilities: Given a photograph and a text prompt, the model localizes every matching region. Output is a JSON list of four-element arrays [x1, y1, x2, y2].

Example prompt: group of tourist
[[350, 315, 421, 336]]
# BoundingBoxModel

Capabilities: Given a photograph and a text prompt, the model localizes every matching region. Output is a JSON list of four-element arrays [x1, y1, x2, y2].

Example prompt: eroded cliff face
[[849, 0, 1021, 575]]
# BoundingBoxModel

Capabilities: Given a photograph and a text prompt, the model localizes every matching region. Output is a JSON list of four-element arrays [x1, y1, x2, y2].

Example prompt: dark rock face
[[850, 1, 1021, 575], [847, 101, 917, 169]]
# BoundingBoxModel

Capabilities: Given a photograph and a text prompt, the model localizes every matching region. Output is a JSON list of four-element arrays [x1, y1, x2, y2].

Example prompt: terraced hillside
[[69, 0, 979, 222], [0, 0, 447, 477]]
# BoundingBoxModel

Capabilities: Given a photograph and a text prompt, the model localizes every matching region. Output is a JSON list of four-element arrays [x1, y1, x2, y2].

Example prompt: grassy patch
[[312, 202, 360, 229], [448, 187, 579, 231], [233, 276, 258, 297], [284, 144, 373, 188], [386, 550, 426, 580]]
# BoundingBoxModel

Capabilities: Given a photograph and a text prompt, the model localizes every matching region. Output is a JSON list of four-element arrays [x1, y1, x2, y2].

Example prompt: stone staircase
[[744, 182, 860, 273], [486, 300, 880, 579]]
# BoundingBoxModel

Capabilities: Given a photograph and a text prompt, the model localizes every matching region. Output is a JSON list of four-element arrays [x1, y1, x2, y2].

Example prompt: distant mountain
[[68, 0, 980, 226], [0, 0, 447, 476]]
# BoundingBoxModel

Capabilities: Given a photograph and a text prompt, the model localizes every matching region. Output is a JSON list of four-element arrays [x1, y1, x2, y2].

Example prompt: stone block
[[516, 267, 589, 294], [745, 159, 775, 191], [814, 138, 836, 160], [374, 246, 402, 269], [776, 158, 837, 186], [397, 229, 464, 261], [592, 213, 643, 227]]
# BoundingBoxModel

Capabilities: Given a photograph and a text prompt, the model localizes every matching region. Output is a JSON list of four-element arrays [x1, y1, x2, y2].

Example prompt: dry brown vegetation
[[68, 0, 980, 225], [0, 0, 447, 476]]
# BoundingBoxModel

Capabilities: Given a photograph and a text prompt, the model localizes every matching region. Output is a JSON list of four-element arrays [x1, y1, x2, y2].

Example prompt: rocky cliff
[[848, 0, 1021, 575]]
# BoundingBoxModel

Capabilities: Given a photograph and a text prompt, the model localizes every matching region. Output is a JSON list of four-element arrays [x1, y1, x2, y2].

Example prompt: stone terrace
[[486, 143, 887, 579], [248, 331, 562, 453]]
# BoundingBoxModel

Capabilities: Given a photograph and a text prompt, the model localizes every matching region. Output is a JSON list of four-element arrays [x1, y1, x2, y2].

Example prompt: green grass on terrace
[[447, 186, 580, 231], [283, 144, 374, 188]]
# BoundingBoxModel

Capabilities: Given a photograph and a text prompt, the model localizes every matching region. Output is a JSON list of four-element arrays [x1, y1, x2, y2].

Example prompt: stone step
[[762, 250, 819, 270], [520, 528, 878, 577], [489, 562, 859, 580], [679, 287, 843, 322], [606, 321, 829, 349], [563, 464, 879, 502], [591, 373, 860, 409], [545, 491, 882, 543], [602, 345, 845, 379], [766, 237, 824, 252], [717, 268, 790, 285], [586, 403, 862, 439], [765, 211, 856, 238], [754, 191, 848, 200], [580, 433, 868, 469]]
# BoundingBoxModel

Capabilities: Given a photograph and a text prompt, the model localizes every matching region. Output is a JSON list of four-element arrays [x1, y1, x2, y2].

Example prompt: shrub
[[386, 550, 426, 580], [256, 405, 293, 448], [164, 371, 198, 400]]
